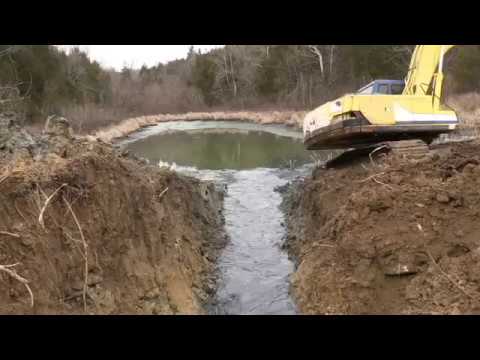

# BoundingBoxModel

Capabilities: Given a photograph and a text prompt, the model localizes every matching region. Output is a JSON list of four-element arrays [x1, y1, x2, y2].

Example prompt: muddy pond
[[120, 121, 332, 315]]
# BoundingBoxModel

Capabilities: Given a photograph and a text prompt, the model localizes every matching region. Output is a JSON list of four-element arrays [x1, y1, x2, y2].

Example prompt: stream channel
[[119, 121, 331, 315]]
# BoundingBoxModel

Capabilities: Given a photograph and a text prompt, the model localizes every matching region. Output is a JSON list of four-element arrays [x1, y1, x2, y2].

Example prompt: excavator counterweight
[[303, 45, 458, 150]]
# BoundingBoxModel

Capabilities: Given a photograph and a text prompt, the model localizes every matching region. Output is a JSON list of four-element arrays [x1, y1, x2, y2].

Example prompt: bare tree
[[308, 45, 325, 78], [228, 51, 238, 98], [0, 47, 25, 115], [329, 45, 335, 77], [389, 45, 415, 73]]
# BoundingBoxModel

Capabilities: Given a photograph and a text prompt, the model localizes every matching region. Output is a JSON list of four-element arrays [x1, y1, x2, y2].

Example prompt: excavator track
[[325, 140, 430, 169], [383, 139, 430, 157]]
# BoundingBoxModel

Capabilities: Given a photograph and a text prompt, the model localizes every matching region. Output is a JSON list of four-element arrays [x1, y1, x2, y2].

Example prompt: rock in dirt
[[43, 115, 73, 139], [436, 193, 450, 204]]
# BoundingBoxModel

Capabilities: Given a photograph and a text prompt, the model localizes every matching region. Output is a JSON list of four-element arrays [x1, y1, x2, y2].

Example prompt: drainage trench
[[121, 121, 328, 314]]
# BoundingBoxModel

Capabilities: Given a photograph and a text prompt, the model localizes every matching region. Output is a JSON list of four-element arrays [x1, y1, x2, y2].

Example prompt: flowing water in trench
[[120, 121, 330, 314]]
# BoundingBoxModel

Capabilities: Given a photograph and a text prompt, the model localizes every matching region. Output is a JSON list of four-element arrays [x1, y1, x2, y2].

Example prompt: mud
[[283, 141, 480, 314], [0, 114, 226, 314]]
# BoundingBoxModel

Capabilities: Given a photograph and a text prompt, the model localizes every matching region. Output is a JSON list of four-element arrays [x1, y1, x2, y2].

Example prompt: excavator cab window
[[391, 84, 405, 94], [358, 84, 374, 94], [357, 81, 405, 95], [378, 84, 389, 94]]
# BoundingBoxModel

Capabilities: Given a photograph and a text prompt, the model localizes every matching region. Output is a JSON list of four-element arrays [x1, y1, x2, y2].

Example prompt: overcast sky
[[57, 45, 223, 70]]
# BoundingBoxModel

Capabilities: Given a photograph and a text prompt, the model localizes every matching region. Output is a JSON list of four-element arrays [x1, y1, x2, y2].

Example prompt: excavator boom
[[304, 45, 458, 150], [403, 45, 455, 96]]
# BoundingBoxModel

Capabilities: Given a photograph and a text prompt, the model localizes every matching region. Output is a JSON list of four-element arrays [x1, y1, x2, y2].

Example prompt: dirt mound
[[0, 117, 226, 314], [284, 141, 480, 314]]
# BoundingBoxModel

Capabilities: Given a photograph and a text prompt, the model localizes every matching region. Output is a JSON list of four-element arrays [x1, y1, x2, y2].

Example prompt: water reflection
[[125, 129, 311, 170]]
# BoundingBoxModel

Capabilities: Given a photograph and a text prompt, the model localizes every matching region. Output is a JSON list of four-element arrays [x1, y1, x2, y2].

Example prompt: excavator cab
[[304, 45, 459, 151]]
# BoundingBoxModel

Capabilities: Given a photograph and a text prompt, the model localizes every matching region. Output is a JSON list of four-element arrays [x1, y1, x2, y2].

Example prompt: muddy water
[[121, 121, 325, 315], [214, 168, 303, 314]]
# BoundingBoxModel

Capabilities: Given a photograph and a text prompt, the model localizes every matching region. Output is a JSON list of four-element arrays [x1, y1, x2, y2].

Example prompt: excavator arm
[[403, 45, 456, 107]]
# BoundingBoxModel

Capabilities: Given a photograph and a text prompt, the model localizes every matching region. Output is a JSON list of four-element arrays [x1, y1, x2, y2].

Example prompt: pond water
[[123, 121, 310, 170]]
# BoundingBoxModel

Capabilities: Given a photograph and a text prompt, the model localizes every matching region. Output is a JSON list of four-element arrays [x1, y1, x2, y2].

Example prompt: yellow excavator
[[304, 45, 458, 151]]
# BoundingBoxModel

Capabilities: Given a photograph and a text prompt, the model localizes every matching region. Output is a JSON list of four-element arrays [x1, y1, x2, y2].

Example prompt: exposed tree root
[[63, 196, 89, 313], [158, 187, 169, 200], [38, 183, 67, 229], [369, 145, 389, 167], [0, 263, 34, 308], [0, 231, 20, 238]]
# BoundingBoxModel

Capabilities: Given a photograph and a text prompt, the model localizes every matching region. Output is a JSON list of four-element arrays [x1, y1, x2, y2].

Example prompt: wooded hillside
[[1, 45, 479, 132]]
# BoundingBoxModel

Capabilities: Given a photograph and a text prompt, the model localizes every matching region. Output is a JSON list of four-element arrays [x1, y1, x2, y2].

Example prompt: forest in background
[[1, 45, 480, 132]]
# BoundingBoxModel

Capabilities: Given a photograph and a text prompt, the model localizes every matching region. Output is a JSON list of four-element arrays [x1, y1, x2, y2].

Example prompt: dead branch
[[64, 290, 94, 302], [369, 145, 389, 167], [38, 183, 67, 229], [0, 263, 34, 308], [0, 174, 10, 186], [416, 223, 476, 301], [0, 48, 13, 57], [357, 172, 387, 183], [0, 98, 23, 105], [62, 229, 86, 260], [372, 177, 394, 190], [158, 187, 169, 200], [62, 196, 88, 313], [14, 201, 27, 223], [304, 244, 336, 257], [357, 167, 397, 190], [32, 184, 44, 214], [37, 184, 48, 201], [0, 231, 20, 238]]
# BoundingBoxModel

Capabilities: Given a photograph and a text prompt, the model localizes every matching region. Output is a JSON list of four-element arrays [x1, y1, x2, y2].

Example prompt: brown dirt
[[284, 140, 480, 314], [0, 119, 226, 314]]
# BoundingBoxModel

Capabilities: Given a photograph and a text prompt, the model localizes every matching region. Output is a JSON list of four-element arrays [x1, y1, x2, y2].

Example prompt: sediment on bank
[[94, 111, 306, 143], [283, 141, 480, 314], [0, 114, 226, 314]]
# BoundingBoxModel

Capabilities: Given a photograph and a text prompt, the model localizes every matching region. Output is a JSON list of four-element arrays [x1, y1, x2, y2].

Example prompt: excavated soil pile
[[284, 141, 480, 314], [0, 114, 226, 314]]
